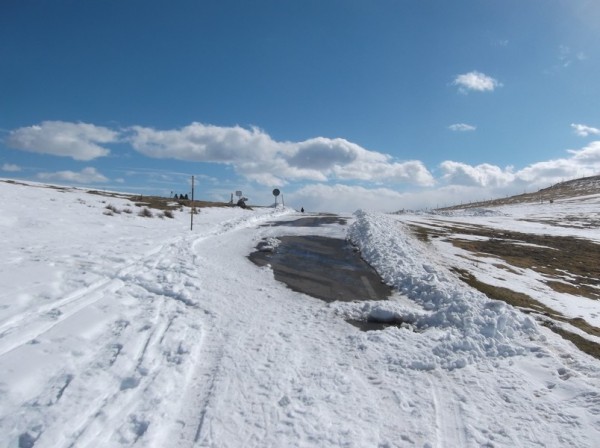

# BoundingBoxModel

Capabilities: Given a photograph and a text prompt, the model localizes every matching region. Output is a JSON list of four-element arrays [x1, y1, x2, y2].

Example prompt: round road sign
[[272, 188, 280, 196]]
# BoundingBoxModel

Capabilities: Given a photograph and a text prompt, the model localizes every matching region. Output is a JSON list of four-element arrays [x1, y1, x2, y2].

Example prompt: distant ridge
[[438, 174, 600, 211]]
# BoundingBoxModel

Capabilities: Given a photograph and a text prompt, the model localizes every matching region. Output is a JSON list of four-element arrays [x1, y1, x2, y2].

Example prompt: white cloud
[[128, 123, 277, 163], [492, 39, 509, 47], [452, 71, 502, 93], [2, 163, 21, 172], [545, 46, 588, 74], [558, 45, 587, 68], [571, 123, 600, 137], [448, 123, 476, 132], [567, 140, 600, 163], [7, 121, 118, 161], [128, 123, 435, 187], [439, 140, 600, 193], [440, 161, 515, 187], [37, 167, 108, 184]]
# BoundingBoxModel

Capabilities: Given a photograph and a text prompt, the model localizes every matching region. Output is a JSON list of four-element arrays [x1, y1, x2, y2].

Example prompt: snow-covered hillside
[[1, 179, 599, 447]]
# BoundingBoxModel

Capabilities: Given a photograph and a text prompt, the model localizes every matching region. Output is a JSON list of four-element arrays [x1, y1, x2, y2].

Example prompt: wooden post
[[190, 175, 195, 231]]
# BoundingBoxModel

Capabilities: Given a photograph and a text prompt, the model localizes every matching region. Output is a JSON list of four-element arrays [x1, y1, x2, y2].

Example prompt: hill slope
[[439, 174, 600, 211]]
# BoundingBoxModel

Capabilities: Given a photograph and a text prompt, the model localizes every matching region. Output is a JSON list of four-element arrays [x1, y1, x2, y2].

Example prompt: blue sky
[[2, 0, 600, 212]]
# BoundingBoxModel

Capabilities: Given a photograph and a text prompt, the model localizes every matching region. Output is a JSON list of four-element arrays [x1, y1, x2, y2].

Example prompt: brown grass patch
[[451, 268, 554, 314], [541, 323, 600, 360], [412, 223, 600, 300]]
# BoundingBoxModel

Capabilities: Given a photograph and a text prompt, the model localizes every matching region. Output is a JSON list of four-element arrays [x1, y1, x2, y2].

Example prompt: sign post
[[190, 175, 195, 231], [272, 188, 280, 207]]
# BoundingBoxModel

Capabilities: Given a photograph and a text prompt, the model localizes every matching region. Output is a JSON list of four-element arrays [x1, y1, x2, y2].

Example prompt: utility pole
[[190, 175, 195, 231]]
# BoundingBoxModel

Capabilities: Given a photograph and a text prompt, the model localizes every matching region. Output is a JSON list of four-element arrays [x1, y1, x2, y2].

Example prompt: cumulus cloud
[[286, 137, 358, 169], [512, 141, 600, 186], [2, 163, 21, 172], [7, 121, 118, 161], [448, 123, 476, 132], [128, 123, 277, 163], [128, 122, 435, 187], [439, 140, 600, 193], [440, 161, 515, 187], [571, 123, 600, 137], [452, 71, 502, 93], [37, 167, 108, 183], [567, 140, 600, 163]]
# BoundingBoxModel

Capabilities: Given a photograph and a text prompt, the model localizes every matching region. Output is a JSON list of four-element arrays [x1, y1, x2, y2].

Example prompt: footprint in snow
[[120, 376, 140, 390], [557, 367, 572, 380]]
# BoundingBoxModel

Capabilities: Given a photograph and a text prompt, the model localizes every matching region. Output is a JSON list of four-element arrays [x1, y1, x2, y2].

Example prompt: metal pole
[[190, 175, 195, 231]]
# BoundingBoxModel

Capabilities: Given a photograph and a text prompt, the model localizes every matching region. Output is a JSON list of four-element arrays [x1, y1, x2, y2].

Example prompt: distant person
[[301, 207, 304, 213]]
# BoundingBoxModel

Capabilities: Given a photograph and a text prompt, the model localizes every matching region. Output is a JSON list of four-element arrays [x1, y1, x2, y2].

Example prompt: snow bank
[[347, 210, 539, 369]]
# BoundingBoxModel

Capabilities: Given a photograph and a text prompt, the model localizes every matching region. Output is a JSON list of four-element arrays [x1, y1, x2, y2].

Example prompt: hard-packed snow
[[1, 180, 599, 447]]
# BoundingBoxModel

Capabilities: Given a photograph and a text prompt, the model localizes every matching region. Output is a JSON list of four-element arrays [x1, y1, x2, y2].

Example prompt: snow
[[1, 180, 599, 447]]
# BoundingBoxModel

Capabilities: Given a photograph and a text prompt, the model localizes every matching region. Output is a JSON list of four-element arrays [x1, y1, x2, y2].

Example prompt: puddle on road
[[249, 235, 392, 303], [262, 215, 348, 227]]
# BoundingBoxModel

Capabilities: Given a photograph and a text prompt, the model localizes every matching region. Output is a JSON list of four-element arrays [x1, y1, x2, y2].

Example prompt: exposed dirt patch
[[410, 222, 600, 300], [541, 322, 600, 361], [346, 317, 410, 332]]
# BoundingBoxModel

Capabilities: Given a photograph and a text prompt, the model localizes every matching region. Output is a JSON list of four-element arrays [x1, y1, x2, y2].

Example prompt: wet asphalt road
[[249, 216, 392, 303]]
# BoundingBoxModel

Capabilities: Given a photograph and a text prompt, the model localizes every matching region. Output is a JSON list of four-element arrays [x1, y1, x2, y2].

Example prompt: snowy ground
[[1, 180, 599, 447]]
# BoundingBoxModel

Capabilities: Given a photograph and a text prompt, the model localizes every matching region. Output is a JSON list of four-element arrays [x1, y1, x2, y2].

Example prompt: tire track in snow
[[0, 277, 124, 357], [172, 326, 227, 447], [427, 371, 468, 448]]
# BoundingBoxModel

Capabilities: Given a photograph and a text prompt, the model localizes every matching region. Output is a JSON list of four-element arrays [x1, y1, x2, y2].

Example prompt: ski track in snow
[[0, 240, 172, 358], [1, 182, 599, 447]]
